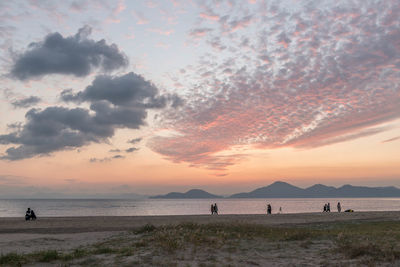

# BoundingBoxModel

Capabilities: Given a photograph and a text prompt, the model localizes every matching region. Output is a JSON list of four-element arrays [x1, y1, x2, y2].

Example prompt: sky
[[0, 0, 399, 197]]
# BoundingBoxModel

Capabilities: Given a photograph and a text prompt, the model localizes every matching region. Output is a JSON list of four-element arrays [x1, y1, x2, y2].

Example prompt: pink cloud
[[150, 0, 400, 170], [106, 0, 126, 24], [189, 28, 213, 38], [200, 12, 219, 21]]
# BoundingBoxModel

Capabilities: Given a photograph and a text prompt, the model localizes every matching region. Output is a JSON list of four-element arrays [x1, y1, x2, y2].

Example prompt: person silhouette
[[214, 203, 218, 215], [267, 204, 272, 214], [30, 209, 37, 220], [337, 202, 341, 213], [25, 208, 31, 221]]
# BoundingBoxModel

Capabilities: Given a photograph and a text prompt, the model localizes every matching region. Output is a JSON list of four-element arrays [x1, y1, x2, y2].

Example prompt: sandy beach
[[1, 211, 400, 266]]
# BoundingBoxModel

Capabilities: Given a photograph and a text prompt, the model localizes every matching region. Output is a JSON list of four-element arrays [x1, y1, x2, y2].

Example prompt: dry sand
[[1, 211, 400, 266]]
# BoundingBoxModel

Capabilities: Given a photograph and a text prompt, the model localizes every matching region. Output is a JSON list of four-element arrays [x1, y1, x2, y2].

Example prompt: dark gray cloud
[[61, 72, 180, 108], [1, 72, 182, 160], [127, 137, 142, 144], [10, 26, 128, 80], [90, 154, 125, 163], [0, 106, 111, 160], [11, 96, 41, 108], [125, 147, 139, 153]]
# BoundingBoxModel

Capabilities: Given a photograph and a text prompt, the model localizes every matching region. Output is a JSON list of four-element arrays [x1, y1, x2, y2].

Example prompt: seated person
[[30, 210, 37, 220], [25, 208, 31, 221]]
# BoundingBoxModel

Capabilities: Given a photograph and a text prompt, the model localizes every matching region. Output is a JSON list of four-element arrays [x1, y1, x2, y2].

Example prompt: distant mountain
[[229, 181, 400, 198], [230, 181, 304, 198], [303, 184, 338, 198], [151, 189, 223, 199], [148, 182, 400, 199]]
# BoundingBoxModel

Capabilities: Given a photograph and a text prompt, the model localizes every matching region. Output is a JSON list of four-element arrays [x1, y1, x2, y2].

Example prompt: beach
[[1, 211, 400, 266]]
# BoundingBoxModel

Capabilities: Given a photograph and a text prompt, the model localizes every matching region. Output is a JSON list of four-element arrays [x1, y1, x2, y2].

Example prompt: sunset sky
[[0, 0, 399, 197]]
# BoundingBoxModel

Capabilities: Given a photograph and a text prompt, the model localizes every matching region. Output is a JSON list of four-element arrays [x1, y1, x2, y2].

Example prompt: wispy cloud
[[11, 96, 41, 108], [382, 136, 400, 143]]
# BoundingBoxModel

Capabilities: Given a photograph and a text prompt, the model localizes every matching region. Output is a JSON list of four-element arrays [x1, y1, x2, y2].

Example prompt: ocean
[[1, 198, 400, 217]]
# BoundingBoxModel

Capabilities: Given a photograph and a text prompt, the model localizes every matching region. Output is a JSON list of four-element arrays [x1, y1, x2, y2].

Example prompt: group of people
[[210, 203, 281, 215], [323, 203, 331, 212], [323, 202, 343, 212], [25, 208, 37, 221], [210, 203, 218, 214]]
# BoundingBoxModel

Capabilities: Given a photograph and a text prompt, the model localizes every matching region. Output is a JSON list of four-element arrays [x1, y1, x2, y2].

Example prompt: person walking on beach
[[213, 203, 218, 215], [327, 203, 331, 212], [337, 202, 341, 213], [267, 204, 272, 214], [211, 204, 214, 215]]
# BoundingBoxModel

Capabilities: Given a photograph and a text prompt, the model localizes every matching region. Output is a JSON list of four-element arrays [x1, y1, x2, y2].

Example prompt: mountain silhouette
[[229, 181, 400, 198], [230, 181, 304, 198], [151, 189, 223, 199], [150, 182, 400, 199]]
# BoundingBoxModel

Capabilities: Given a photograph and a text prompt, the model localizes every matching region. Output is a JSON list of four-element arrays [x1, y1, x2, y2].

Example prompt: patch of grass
[[335, 235, 400, 262], [134, 223, 157, 234], [0, 252, 27, 265], [117, 246, 135, 256], [62, 248, 89, 261], [32, 250, 60, 262], [93, 246, 116, 254], [5, 220, 400, 266]]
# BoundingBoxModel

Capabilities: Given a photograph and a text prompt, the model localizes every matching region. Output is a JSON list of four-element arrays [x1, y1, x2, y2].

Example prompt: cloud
[[382, 136, 400, 143], [0, 106, 110, 160], [11, 96, 41, 108], [1, 72, 181, 160], [61, 72, 172, 108], [10, 26, 128, 80], [90, 154, 125, 163], [189, 28, 213, 38], [127, 137, 142, 144], [151, 0, 400, 170], [125, 147, 139, 153]]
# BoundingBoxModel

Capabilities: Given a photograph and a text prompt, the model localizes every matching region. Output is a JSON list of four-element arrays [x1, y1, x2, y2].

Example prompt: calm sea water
[[0, 198, 400, 217], [0, 198, 399, 217]]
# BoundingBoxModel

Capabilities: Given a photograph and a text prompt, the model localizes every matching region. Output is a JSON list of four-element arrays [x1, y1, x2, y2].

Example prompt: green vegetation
[[1, 221, 400, 266]]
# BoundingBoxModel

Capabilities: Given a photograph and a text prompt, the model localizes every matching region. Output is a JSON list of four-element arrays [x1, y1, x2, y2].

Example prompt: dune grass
[[1, 220, 400, 266]]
